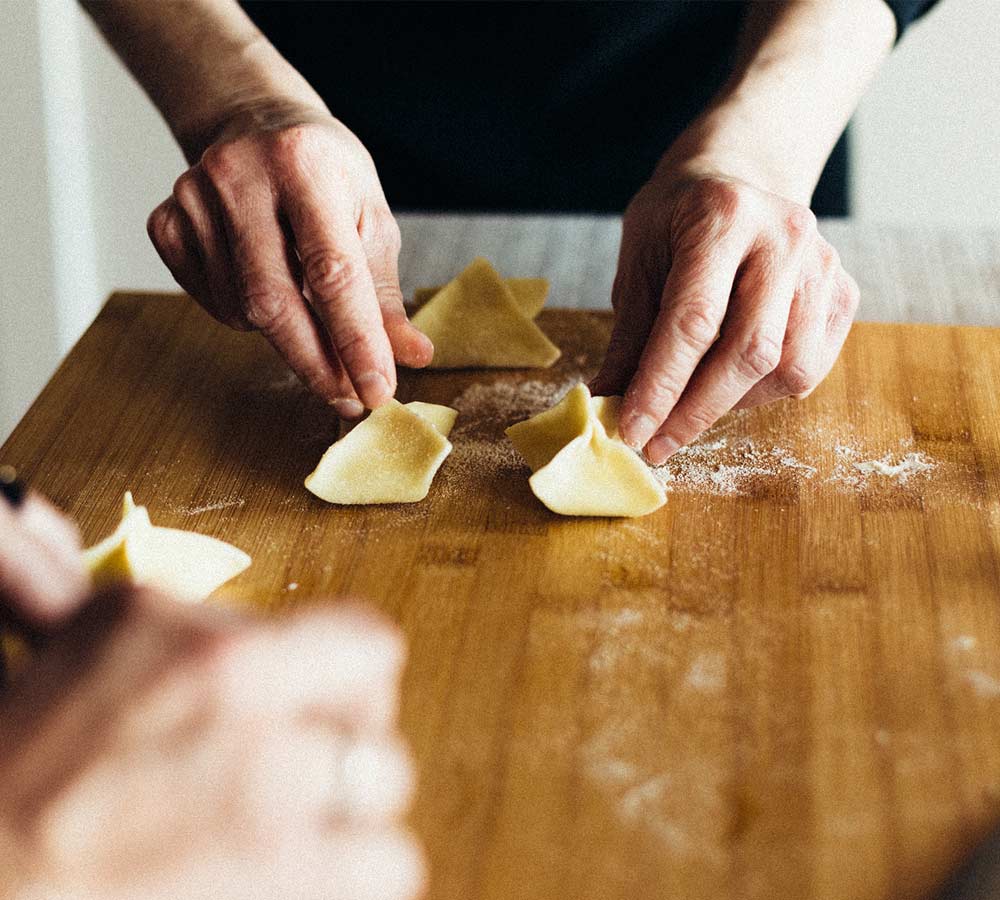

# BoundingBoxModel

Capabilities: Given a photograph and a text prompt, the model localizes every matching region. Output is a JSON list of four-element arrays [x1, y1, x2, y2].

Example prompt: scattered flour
[[852, 452, 936, 483], [683, 653, 727, 693], [964, 670, 1000, 697], [651, 436, 815, 495], [174, 497, 246, 516], [650, 423, 938, 496]]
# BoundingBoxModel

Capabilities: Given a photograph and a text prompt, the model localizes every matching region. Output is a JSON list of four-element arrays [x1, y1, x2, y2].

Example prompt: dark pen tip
[[0, 465, 26, 508]]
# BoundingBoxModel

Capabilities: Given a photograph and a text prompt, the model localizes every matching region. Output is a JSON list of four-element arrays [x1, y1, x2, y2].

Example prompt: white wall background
[[1, 0, 997, 442]]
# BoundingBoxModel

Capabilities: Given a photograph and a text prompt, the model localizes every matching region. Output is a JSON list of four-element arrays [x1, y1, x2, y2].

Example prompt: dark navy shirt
[[242, 1, 938, 215]]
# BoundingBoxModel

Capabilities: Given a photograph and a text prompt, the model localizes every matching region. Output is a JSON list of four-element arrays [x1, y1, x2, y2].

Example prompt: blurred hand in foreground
[[0, 586, 423, 900]]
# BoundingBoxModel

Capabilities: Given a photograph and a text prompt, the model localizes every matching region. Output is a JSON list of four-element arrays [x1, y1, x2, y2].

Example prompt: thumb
[[589, 266, 658, 397]]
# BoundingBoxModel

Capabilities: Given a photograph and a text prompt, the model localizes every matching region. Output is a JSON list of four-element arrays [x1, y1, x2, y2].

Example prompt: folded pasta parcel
[[84, 492, 251, 602], [505, 384, 666, 517], [305, 400, 458, 504], [411, 257, 560, 369]]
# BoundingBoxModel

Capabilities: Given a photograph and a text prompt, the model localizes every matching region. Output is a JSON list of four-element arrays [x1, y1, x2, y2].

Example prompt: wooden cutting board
[[3, 293, 1000, 900]]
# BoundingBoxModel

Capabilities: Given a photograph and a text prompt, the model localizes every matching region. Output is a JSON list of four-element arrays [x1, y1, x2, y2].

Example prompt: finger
[[233, 604, 406, 729], [147, 197, 211, 305], [618, 230, 747, 449], [814, 270, 860, 379], [737, 241, 856, 410], [311, 734, 415, 827], [0, 499, 89, 627], [208, 176, 362, 414], [282, 174, 397, 409], [644, 216, 813, 463], [257, 730, 413, 828], [589, 263, 661, 397], [324, 829, 427, 900], [735, 269, 831, 409], [358, 206, 433, 369], [19, 493, 84, 574], [169, 167, 247, 329]]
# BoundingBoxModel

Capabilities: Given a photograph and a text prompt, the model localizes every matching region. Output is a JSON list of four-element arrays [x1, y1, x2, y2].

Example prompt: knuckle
[[673, 298, 720, 347], [146, 203, 179, 253], [638, 369, 684, 412], [693, 178, 746, 223], [243, 290, 292, 334], [816, 239, 840, 273], [200, 140, 242, 184], [783, 205, 817, 243], [360, 207, 402, 254], [271, 123, 318, 168], [302, 249, 363, 301], [172, 168, 200, 209], [827, 280, 860, 331], [734, 328, 783, 380]]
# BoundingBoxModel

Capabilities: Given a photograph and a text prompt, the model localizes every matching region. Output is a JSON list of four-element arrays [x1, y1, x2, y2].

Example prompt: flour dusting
[[964, 670, 1000, 697], [174, 497, 246, 516], [852, 452, 936, 483]]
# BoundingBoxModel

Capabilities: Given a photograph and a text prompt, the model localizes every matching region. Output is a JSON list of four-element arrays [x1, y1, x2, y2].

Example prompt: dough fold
[[505, 384, 666, 517], [411, 258, 560, 369], [84, 493, 251, 602], [305, 400, 457, 504]]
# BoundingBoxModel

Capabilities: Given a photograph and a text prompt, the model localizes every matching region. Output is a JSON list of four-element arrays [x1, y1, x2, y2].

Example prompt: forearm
[[80, 0, 328, 161], [658, 0, 896, 203]]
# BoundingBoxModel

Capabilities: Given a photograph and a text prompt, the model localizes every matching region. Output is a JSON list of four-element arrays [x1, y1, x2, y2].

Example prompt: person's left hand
[[591, 164, 859, 464]]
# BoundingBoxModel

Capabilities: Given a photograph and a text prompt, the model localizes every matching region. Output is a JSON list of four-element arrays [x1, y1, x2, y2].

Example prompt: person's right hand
[[0, 484, 89, 630], [147, 102, 433, 420], [0, 586, 424, 900]]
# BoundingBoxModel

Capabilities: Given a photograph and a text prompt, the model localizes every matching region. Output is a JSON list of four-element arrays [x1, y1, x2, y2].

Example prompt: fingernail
[[331, 398, 365, 420], [645, 434, 679, 465], [622, 413, 658, 450], [354, 371, 392, 406]]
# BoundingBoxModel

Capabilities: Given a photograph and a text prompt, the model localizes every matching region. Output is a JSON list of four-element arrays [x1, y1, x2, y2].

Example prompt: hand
[[147, 101, 433, 420], [0, 486, 88, 630], [0, 587, 424, 900], [592, 166, 859, 464]]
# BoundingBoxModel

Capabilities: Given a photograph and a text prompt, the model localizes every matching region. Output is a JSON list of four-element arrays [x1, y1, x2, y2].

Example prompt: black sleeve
[[882, 0, 941, 41]]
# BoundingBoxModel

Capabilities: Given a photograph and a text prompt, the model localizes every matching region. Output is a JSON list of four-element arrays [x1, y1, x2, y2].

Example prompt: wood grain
[[3, 294, 1000, 900]]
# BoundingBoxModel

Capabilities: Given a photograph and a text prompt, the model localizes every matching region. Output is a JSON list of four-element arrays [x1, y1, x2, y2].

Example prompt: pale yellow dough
[[84, 493, 251, 602], [304, 400, 458, 504], [505, 384, 666, 517], [414, 277, 549, 320], [410, 258, 560, 369]]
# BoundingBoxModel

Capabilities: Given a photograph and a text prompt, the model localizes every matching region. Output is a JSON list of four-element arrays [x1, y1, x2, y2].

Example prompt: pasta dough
[[505, 384, 666, 517], [414, 277, 549, 319], [410, 258, 560, 369], [305, 400, 458, 504], [84, 492, 251, 602]]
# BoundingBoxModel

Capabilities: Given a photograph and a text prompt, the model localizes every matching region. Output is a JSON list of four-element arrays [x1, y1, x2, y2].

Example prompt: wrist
[[170, 35, 329, 163], [653, 96, 819, 206]]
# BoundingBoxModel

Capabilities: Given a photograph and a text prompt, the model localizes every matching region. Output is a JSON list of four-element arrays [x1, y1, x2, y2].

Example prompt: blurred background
[[1, 0, 997, 442]]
